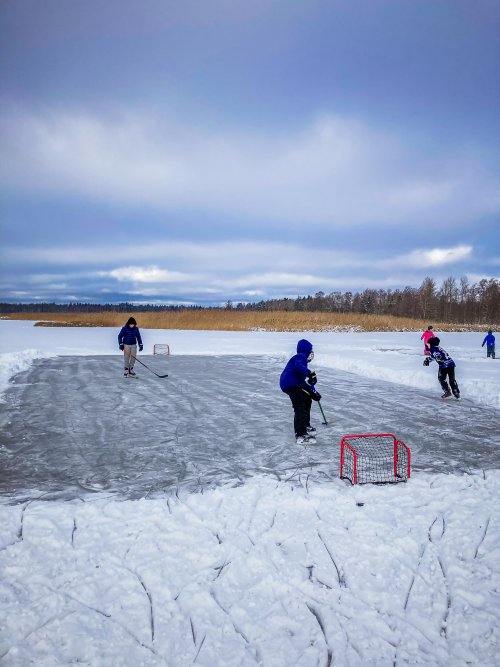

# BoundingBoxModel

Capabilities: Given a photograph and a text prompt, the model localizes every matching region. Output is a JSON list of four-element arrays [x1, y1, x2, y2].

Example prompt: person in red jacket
[[420, 325, 434, 359]]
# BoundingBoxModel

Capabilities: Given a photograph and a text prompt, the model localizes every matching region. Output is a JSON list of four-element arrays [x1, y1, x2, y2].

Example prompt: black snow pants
[[284, 387, 312, 437], [438, 366, 460, 396], [486, 344, 495, 359]]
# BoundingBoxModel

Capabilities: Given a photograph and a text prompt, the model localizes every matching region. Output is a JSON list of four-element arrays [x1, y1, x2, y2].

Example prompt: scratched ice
[[1, 355, 499, 501]]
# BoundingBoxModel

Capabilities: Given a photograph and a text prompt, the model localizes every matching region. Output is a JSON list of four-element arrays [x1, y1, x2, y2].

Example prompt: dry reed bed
[[0, 311, 483, 332]]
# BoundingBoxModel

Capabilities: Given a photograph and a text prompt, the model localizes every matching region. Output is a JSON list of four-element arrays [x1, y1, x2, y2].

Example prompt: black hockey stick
[[318, 400, 328, 425], [309, 385, 329, 425], [124, 348, 168, 378]]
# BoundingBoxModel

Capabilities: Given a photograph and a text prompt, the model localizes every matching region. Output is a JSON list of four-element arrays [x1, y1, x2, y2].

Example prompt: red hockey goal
[[340, 433, 411, 485], [153, 344, 170, 355]]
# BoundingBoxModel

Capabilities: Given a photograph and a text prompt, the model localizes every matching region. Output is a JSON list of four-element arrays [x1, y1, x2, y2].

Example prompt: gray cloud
[[2, 238, 489, 304], [2, 108, 499, 228]]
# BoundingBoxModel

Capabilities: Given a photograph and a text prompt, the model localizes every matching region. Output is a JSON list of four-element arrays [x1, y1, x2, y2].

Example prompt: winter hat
[[296, 339, 313, 356], [127, 317, 137, 326], [488, 329, 493, 334], [427, 337, 440, 347]]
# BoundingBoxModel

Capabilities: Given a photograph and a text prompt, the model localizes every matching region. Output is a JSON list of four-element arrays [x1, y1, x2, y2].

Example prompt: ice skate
[[307, 425, 317, 433], [441, 390, 452, 399], [296, 434, 317, 445]]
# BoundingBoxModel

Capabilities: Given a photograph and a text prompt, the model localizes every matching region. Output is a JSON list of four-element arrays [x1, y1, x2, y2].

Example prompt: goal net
[[340, 433, 411, 485], [153, 344, 170, 355]]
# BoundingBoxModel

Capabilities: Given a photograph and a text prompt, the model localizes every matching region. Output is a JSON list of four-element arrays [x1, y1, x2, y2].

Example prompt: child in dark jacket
[[280, 339, 321, 444], [423, 336, 460, 399], [118, 317, 143, 376], [482, 330, 495, 359]]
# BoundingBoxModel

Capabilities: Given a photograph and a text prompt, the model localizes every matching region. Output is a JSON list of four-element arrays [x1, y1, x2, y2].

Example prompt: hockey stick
[[318, 400, 328, 425], [124, 347, 168, 378], [309, 385, 329, 425]]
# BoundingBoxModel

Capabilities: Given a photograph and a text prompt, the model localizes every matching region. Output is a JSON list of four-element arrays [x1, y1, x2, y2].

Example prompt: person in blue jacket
[[423, 336, 460, 399], [280, 339, 321, 444], [481, 330, 495, 359], [118, 317, 143, 376]]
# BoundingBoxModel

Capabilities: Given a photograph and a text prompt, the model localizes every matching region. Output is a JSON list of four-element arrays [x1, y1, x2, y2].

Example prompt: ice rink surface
[[1, 328, 500, 666], [1, 354, 499, 501]]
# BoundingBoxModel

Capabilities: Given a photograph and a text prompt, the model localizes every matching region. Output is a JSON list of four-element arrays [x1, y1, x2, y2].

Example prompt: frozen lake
[[1, 329, 499, 667], [1, 354, 499, 501]]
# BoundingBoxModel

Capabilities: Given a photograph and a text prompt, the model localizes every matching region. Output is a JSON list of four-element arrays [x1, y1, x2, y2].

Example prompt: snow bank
[[0, 349, 51, 404], [1, 472, 499, 666]]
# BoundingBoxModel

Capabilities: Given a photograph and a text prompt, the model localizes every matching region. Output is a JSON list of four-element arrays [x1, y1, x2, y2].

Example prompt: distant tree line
[[0, 302, 203, 313], [231, 277, 499, 324], [1, 277, 499, 324]]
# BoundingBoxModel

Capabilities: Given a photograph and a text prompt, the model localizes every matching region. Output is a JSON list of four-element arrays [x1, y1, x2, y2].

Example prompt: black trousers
[[438, 367, 460, 396], [486, 344, 495, 359], [284, 387, 312, 437]]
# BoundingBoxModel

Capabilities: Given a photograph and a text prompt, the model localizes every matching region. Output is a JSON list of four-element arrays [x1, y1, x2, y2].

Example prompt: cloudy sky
[[1, 0, 499, 305]]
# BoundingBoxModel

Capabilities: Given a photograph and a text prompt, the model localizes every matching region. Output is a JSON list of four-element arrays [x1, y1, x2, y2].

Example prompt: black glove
[[423, 358, 430, 366], [139, 344, 143, 352], [119, 344, 124, 351], [307, 371, 317, 385], [302, 386, 322, 401]]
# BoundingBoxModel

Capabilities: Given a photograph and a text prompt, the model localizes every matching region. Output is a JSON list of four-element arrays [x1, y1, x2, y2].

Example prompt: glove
[[307, 371, 317, 386], [423, 358, 430, 366], [139, 344, 143, 352], [302, 386, 322, 401], [119, 344, 124, 351]]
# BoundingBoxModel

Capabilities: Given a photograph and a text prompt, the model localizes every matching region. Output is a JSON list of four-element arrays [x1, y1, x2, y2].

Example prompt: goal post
[[340, 433, 411, 485], [153, 344, 170, 355]]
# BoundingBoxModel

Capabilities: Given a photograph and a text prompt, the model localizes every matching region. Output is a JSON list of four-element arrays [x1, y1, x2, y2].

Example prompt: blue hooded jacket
[[482, 332, 495, 347], [280, 339, 313, 391], [118, 324, 143, 347]]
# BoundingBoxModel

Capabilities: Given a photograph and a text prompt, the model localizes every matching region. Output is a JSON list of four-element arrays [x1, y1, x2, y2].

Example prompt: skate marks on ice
[[0, 473, 499, 666], [0, 355, 499, 500], [323, 367, 500, 476], [0, 355, 335, 500]]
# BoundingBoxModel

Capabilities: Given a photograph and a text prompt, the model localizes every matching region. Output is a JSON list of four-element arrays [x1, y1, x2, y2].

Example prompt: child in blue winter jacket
[[423, 337, 460, 399], [280, 339, 321, 444], [118, 317, 143, 377], [482, 330, 495, 359]]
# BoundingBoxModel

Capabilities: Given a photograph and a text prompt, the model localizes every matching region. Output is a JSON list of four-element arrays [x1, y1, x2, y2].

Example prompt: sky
[[0, 0, 499, 305]]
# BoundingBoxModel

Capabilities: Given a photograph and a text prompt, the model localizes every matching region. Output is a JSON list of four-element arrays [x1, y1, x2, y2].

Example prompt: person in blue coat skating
[[118, 317, 143, 376], [280, 339, 321, 444], [481, 330, 495, 359]]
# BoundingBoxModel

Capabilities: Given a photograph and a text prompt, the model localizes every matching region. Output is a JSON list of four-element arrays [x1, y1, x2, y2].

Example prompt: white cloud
[[7, 240, 475, 276], [392, 245, 473, 268], [2, 240, 362, 272], [1, 107, 499, 227], [2, 237, 488, 303], [108, 266, 192, 283], [3, 240, 480, 296]]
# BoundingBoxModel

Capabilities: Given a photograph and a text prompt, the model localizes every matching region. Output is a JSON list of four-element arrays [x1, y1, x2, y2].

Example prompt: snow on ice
[[0, 320, 499, 666]]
